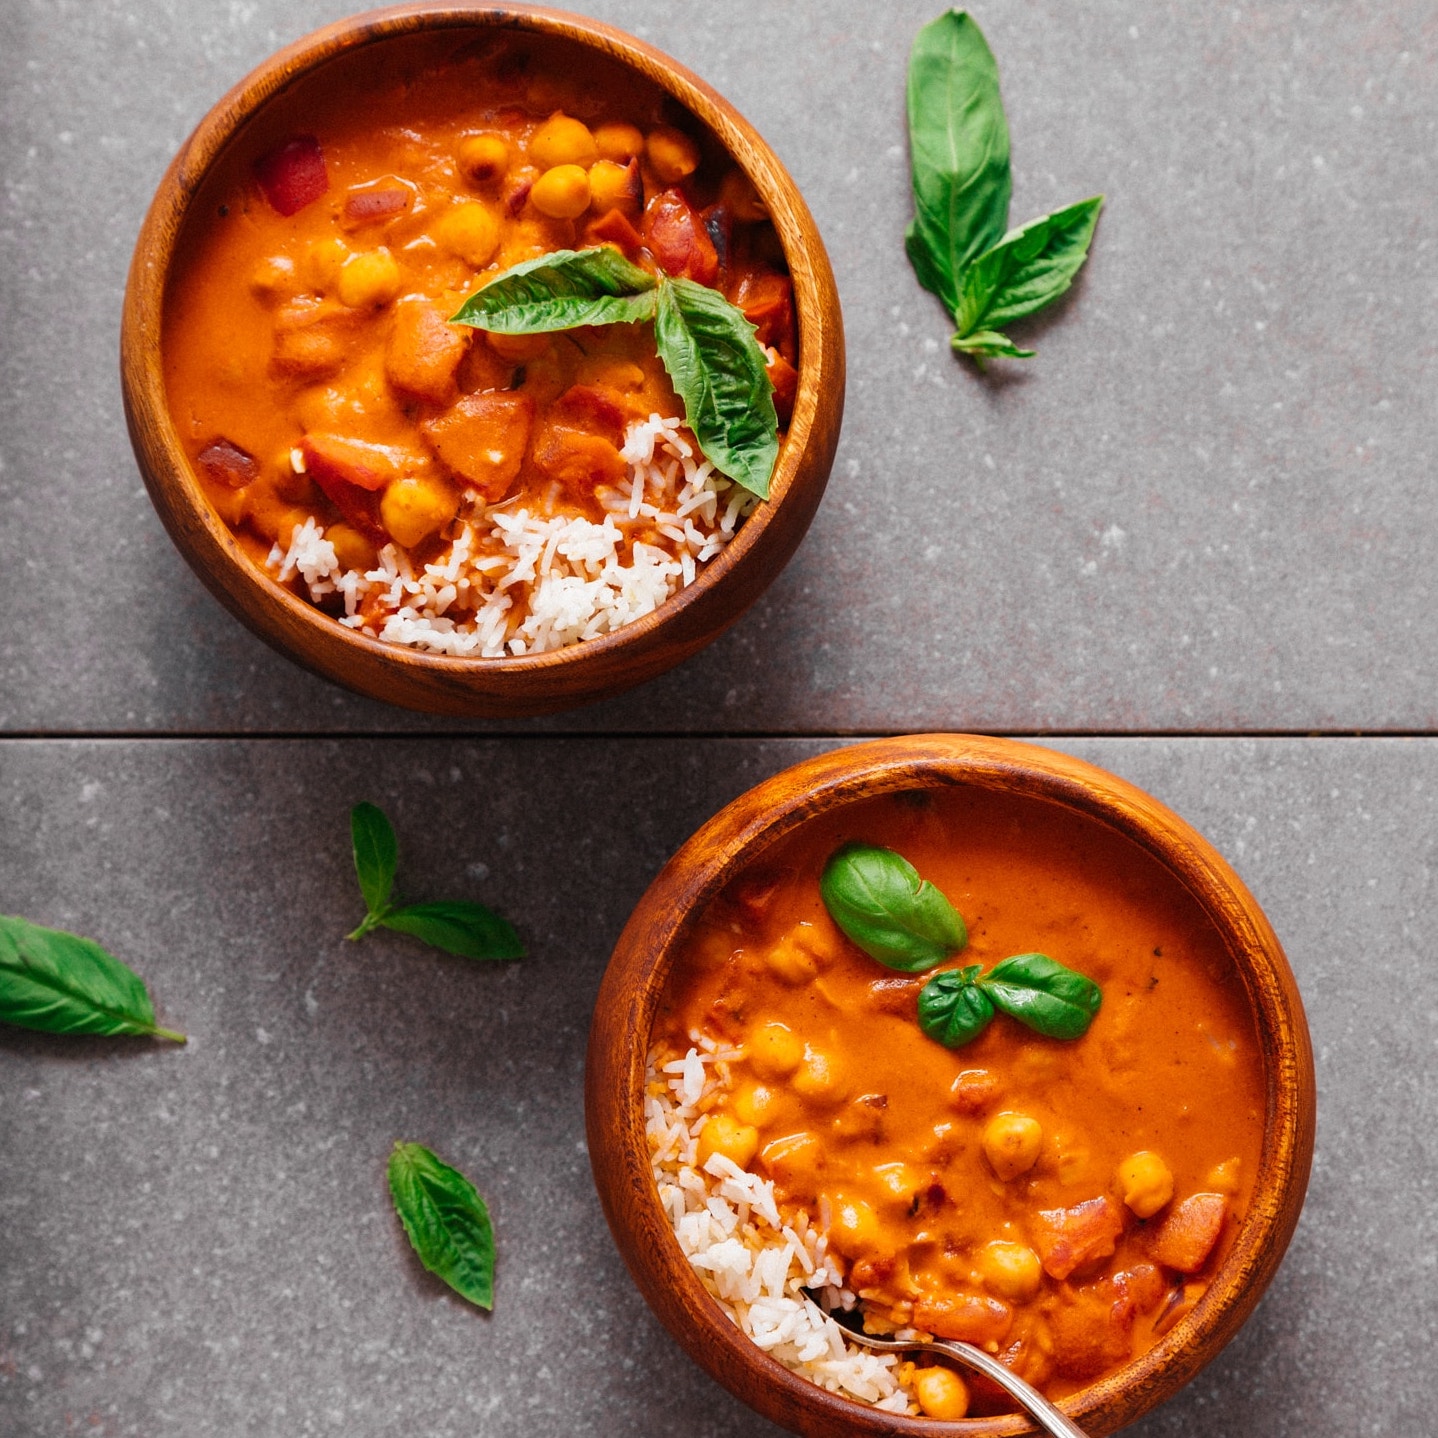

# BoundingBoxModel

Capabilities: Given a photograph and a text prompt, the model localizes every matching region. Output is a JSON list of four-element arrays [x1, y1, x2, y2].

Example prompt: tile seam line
[[0, 729, 1434, 743]]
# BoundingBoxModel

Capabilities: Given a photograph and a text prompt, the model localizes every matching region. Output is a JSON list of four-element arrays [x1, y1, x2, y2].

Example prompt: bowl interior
[[587, 735, 1314, 1437]]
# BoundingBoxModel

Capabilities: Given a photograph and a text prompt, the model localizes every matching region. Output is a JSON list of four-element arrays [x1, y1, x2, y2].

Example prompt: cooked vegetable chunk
[[420, 392, 533, 501]]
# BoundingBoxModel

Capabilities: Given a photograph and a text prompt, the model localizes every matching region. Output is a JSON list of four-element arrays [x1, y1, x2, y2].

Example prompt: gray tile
[[0, 735, 1432, 1435], [2, 2, 1435, 732]]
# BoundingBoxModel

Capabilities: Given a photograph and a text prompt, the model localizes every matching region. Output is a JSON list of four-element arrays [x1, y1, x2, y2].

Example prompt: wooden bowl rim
[[121, 2, 840, 682], [586, 734, 1316, 1437]]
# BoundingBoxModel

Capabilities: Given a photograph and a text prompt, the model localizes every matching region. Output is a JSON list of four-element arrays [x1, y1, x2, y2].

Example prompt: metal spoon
[[832, 1323, 1090, 1437]]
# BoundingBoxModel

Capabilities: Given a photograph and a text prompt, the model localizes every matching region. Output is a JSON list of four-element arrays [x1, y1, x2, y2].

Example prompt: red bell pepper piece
[[253, 135, 329, 217]]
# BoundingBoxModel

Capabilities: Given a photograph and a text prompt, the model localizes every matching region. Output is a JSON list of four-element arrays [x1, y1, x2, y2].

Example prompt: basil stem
[[820, 842, 967, 972], [346, 803, 523, 961], [0, 914, 185, 1042], [387, 1142, 496, 1310]]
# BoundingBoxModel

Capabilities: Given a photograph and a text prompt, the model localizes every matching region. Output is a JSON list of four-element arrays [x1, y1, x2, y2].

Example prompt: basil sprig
[[919, 952, 1102, 1048], [0, 914, 185, 1042], [347, 802, 523, 962], [387, 1141, 496, 1310], [451, 248, 778, 499], [906, 10, 1103, 361], [820, 842, 967, 971]]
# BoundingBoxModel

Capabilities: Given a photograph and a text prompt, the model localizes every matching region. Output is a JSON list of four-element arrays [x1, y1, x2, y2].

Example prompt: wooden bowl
[[586, 735, 1315, 1436], [120, 4, 844, 717]]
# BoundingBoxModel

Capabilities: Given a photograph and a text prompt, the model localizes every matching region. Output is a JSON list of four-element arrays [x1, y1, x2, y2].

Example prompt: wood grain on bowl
[[585, 735, 1315, 1436], [121, 4, 843, 716]]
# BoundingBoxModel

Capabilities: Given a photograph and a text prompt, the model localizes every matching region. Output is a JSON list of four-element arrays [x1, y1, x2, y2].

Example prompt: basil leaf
[[0, 914, 185, 1042], [350, 801, 397, 917], [652, 276, 778, 499], [820, 843, 967, 972], [957, 196, 1103, 342], [387, 1142, 495, 1310], [450, 247, 657, 333], [981, 952, 1102, 1040], [905, 9, 1012, 315], [951, 329, 1034, 360], [918, 964, 995, 1048], [380, 901, 524, 962]]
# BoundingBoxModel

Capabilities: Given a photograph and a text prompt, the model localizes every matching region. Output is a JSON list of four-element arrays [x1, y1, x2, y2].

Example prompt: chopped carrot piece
[[1149, 1193, 1227, 1274]]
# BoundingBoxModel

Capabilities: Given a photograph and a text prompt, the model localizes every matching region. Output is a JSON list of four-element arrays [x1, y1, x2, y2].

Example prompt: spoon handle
[[930, 1340, 1089, 1438]]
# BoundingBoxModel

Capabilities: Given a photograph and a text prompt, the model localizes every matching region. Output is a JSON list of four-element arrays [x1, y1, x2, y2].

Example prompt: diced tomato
[[300, 435, 403, 493], [1049, 1287, 1136, 1381], [912, 1293, 1013, 1346], [503, 177, 533, 216], [421, 392, 533, 501], [1030, 1196, 1125, 1280], [531, 423, 626, 500], [196, 438, 258, 489], [343, 179, 414, 227], [642, 188, 719, 285], [766, 349, 798, 426], [584, 207, 645, 259], [1110, 1261, 1167, 1314], [253, 135, 328, 217], [385, 298, 470, 404], [1149, 1193, 1227, 1274], [737, 272, 796, 358], [551, 384, 629, 444], [946, 1068, 999, 1114], [864, 975, 923, 1017], [303, 463, 386, 546]]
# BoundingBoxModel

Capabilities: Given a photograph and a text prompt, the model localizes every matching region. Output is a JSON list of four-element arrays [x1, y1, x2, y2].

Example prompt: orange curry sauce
[[654, 787, 1264, 1410], [163, 31, 795, 612]]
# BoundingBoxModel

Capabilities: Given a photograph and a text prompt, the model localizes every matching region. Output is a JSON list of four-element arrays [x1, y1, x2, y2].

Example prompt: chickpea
[[912, 1367, 969, 1421], [379, 474, 458, 548], [336, 248, 402, 308], [791, 1045, 844, 1103], [529, 164, 592, 220], [1118, 1151, 1174, 1218], [588, 159, 640, 215], [982, 1112, 1043, 1182], [872, 1162, 925, 1207], [747, 1021, 803, 1079], [249, 253, 296, 301], [433, 202, 501, 268], [303, 237, 349, 292], [696, 1112, 759, 1170], [457, 133, 509, 186], [594, 121, 645, 161], [978, 1240, 1043, 1301], [763, 926, 821, 985], [326, 521, 375, 573], [529, 112, 598, 169], [719, 168, 768, 223], [646, 125, 701, 183], [732, 1081, 780, 1128], [827, 1196, 880, 1258], [1206, 1157, 1242, 1195]]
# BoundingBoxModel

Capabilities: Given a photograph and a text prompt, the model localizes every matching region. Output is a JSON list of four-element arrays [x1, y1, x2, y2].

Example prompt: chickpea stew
[[651, 785, 1264, 1419], [163, 31, 797, 658]]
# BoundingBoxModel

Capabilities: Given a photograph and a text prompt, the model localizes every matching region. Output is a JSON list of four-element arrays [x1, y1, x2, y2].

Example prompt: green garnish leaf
[[0, 914, 185, 1042], [387, 1142, 496, 1311], [450, 247, 658, 332], [905, 10, 1104, 362], [904, 9, 1012, 315], [956, 196, 1103, 344], [346, 803, 523, 960], [350, 801, 398, 918], [380, 902, 524, 963], [819, 842, 967, 972], [652, 276, 779, 499], [917, 964, 995, 1047], [981, 952, 1102, 1039]]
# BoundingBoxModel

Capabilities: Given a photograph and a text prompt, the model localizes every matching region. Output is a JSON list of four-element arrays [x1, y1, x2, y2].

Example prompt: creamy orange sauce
[[654, 787, 1264, 1411], [163, 30, 794, 636]]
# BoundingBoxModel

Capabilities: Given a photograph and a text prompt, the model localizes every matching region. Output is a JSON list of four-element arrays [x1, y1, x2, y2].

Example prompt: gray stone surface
[[1, 736, 1433, 1436], [2, 1, 1436, 733]]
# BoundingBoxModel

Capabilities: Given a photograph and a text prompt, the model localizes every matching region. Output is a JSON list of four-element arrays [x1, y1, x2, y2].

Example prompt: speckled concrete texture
[[1, 1, 1435, 732], [1, 737, 1433, 1436]]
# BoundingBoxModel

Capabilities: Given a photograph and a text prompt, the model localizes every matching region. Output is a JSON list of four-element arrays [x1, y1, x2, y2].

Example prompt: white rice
[[266, 413, 756, 657], [647, 1037, 919, 1414]]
